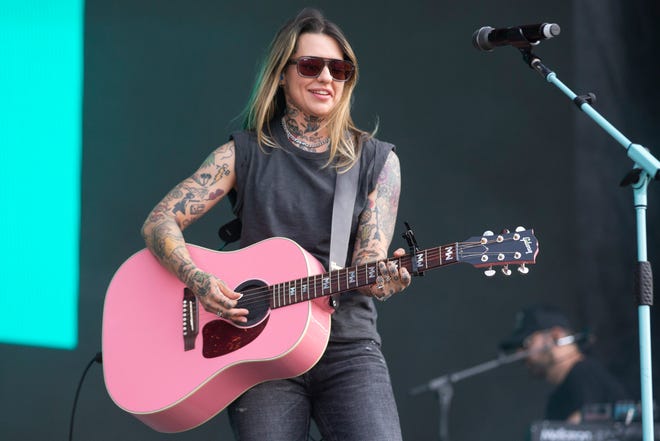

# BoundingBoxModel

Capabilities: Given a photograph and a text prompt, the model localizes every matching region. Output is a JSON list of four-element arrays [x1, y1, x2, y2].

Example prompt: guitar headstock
[[458, 227, 539, 276]]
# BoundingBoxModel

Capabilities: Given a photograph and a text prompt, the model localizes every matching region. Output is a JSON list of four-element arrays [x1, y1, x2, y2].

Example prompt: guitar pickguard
[[201, 315, 270, 358]]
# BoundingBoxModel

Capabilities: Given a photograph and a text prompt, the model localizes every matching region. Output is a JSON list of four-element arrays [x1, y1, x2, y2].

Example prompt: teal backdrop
[[0, 0, 83, 349]]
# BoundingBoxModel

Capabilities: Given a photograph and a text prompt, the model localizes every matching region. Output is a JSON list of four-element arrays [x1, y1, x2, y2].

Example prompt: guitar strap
[[329, 158, 361, 309]]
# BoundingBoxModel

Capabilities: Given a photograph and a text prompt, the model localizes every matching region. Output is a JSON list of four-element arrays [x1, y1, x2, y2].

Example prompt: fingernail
[[237, 293, 243, 299]]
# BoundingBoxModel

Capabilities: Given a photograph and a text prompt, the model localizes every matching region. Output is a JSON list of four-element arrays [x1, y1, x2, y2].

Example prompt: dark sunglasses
[[287, 56, 355, 82]]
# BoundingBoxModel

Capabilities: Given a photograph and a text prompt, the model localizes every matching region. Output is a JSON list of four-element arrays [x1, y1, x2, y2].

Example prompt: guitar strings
[[229, 242, 528, 310], [212, 237, 529, 310], [227, 239, 528, 309]]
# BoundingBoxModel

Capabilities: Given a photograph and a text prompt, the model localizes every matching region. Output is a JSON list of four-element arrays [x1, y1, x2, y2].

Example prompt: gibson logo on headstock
[[522, 237, 534, 254]]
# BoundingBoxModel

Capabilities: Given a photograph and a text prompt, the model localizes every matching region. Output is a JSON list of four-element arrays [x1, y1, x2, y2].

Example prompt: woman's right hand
[[188, 269, 249, 323]]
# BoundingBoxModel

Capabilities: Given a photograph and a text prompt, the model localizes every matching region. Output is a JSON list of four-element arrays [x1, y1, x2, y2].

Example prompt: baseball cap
[[499, 304, 572, 351]]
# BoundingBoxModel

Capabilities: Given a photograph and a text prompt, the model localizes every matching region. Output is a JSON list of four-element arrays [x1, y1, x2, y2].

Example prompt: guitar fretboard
[[269, 244, 459, 308]]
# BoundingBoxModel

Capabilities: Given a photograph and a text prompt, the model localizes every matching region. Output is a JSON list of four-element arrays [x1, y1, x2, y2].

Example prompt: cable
[[69, 351, 103, 441]]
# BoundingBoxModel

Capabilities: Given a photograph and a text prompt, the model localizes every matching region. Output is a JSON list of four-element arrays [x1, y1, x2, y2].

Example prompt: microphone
[[472, 23, 561, 51], [555, 331, 592, 347]]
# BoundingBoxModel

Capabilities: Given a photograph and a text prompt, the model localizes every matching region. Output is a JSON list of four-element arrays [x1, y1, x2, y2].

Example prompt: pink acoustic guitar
[[102, 228, 538, 432]]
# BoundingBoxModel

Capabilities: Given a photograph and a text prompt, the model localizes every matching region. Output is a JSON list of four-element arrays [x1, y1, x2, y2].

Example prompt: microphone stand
[[515, 44, 659, 441], [410, 350, 530, 441]]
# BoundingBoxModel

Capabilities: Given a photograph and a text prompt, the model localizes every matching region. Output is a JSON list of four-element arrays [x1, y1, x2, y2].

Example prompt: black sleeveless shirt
[[230, 120, 395, 343]]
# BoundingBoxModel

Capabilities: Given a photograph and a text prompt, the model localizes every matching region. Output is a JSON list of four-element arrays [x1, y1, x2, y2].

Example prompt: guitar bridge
[[183, 288, 199, 351]]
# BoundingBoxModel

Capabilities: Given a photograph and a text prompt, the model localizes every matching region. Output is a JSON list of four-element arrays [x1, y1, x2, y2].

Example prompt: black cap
[[499, 305, 572, 351]]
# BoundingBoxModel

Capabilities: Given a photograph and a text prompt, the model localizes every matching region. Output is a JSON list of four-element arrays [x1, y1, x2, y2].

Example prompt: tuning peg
[[515, 226, 526, 232], [517, 264, 529, 274], [501, 265, 512, 276], [481, 230, 495, 244], [484, 266, 496, 277], [501, 228, 510, 234]]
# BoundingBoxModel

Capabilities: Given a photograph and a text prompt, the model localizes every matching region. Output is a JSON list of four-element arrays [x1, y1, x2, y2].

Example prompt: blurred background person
[[500, 304, 630, 423]]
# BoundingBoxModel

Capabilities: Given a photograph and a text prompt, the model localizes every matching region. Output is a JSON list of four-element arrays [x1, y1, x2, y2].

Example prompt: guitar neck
[[268, 243, 457, 309]]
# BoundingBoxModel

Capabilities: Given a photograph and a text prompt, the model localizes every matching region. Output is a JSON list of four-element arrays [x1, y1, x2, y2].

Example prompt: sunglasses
[[287, 56, 355, 82]]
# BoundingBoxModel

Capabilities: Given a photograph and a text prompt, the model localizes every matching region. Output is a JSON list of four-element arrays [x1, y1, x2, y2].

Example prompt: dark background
[[2, 1, 659, 440]]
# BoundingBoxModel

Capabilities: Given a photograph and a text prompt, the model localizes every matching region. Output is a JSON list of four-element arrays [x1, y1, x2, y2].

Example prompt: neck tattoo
[[281, 117, 330, 150]]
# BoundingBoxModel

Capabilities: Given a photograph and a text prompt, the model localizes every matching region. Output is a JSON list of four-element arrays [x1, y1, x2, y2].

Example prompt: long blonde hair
[[242, 8, 370, 171]]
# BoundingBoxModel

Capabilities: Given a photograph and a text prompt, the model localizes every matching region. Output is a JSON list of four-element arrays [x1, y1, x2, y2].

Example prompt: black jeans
[[228, 339, 402, 441]]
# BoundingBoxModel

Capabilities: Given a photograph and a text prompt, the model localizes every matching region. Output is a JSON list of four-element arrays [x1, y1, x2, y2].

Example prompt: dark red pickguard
[[202, 316, 270, 358]]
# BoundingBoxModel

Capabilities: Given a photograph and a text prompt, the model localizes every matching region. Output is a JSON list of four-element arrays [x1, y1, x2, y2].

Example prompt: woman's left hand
[[369, 248, 411, 301]]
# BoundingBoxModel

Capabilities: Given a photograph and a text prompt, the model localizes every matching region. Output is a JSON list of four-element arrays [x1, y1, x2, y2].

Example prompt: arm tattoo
[[351, 151, 401, 266], [141, 141, 235, 291]]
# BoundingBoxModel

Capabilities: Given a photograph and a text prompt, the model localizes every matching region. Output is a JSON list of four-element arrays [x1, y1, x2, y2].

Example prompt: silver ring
[[216, 310, 223, 318], [384, 275, 391, 283]]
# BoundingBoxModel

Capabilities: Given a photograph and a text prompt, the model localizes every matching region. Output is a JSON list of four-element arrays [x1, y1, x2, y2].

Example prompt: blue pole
[[536, 60, 656, 441]]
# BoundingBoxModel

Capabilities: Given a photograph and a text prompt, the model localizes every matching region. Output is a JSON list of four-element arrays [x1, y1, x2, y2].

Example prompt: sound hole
[[235, 279, 270, 327], [201, 279, 270, 359]]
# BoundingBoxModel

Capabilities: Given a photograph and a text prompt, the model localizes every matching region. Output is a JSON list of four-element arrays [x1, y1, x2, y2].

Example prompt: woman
[[141, 8, 410, 441]]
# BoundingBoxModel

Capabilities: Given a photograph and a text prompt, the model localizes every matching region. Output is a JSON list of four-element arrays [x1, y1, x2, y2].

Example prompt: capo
[[402, 222, 424, 276]]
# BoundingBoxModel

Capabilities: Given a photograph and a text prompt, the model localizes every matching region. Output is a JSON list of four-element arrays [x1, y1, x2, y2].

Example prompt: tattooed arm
[[141, 140, 248, 322], [351, 150, 411, 300]]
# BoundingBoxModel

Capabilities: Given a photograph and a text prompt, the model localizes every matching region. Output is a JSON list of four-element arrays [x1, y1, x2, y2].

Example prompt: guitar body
[[102, 237, 334, 433]]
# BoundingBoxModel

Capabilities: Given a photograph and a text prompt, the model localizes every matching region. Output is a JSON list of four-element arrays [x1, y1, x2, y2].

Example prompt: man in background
[[500, 305, 629, 423]]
